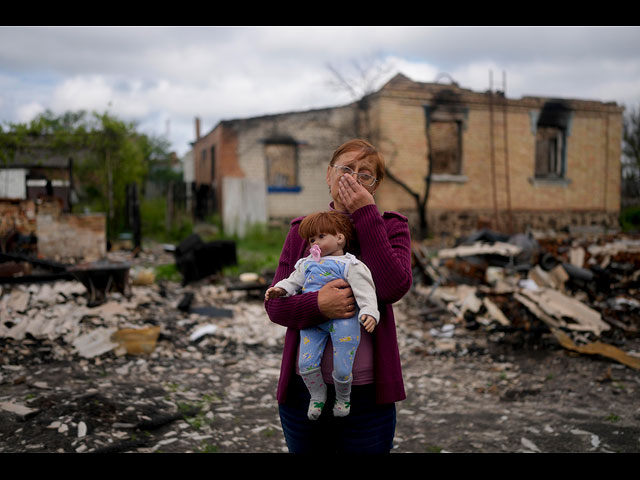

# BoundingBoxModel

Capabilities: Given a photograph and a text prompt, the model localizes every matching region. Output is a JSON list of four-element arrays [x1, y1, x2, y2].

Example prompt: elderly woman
[[264, 139, 412, 453]]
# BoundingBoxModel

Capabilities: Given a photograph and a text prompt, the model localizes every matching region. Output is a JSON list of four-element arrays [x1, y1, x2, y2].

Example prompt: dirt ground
[[1, 279, 639, 454]]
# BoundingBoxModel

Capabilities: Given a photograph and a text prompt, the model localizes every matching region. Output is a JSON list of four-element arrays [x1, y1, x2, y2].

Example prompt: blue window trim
[[267, 185, 302, 193]]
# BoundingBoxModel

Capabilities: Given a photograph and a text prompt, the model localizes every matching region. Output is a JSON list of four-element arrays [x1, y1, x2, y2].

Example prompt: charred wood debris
[[411, 227, 640, 369]]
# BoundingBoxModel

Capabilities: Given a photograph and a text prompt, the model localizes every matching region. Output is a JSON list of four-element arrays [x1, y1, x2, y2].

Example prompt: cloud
[[15, 101, 45, 123], [1, 26, 639, 156]]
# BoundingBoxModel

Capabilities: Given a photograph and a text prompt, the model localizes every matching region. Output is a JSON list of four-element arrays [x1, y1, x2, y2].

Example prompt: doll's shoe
[[308, 400, 325, 421], [333, 398, 351, 417]]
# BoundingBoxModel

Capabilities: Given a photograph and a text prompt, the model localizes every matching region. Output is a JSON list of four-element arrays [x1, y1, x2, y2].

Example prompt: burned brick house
[[0, 146, 106, 261], [190, 73, 623, 237]]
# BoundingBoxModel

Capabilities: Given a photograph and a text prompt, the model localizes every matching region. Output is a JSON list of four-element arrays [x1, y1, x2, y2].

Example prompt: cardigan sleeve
[[264, 223, 328, 330], [345, 260, 380, 324], [349, 205, 413, 305]]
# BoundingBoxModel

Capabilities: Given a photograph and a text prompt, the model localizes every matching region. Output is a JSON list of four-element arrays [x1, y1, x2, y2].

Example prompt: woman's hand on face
[[338, 173, 376, 213], [317, 279, 356, 319]]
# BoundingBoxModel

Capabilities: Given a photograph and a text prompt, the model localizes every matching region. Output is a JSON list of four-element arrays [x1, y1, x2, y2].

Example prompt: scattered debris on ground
[[1, 228, 639, 453]]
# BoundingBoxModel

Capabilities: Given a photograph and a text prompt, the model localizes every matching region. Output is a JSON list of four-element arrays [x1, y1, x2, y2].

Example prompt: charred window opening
[[534, 101, 573, 179], [264, 136, 300, 193], [424, 95, 468, 178], [535, 126, 564, 177], [430, 120, 462, 175]]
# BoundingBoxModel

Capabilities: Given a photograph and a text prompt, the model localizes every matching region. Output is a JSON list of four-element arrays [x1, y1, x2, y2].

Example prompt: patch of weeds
[[499, 372, 507, 381], [426, 445, 443, 453], [200, 442, 218, 453], [612, 382, 626, 391], [262, 427, 276, 438], [605, 413, 621, 422], [155, 263, 182, 283], [177, 401, 195, 414], [165, 382, 179, 393], [24, 393, 36, 401], [545, 373, 554, 381], [186, 416, 203, 430], [201, 393, 222, 404], [178, 400, 214, 431]]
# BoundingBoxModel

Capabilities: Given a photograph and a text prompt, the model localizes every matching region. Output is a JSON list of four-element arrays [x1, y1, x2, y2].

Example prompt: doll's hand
[[360, 314, 376, 333], [338, 174, 376, 213], [265, 287, 286, 300]]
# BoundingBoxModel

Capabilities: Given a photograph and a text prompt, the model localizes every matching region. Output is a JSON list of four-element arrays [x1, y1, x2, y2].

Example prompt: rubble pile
[[0, 279, 283, 365], [412, 230, 640, 369]]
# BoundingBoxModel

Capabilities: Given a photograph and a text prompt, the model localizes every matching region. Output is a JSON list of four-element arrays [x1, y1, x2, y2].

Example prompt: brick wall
[[230, 105, 357, 221], [0, 200, 37, 238], [195, 75, 623, 237], [36, 212, 106, 262], [371, 77, 623, 235]]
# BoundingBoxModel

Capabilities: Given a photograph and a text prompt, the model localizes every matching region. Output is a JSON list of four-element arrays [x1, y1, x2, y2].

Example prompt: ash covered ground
[[1, 238, 639, 454]]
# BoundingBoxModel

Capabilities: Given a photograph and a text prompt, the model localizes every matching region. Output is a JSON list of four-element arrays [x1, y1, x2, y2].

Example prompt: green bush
[[620, 206, 640, 232]]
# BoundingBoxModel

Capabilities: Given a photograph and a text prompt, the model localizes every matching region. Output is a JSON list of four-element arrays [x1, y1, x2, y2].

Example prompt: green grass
[[141, 202, 289, 277], [200, 443, 219, 453], [203, 221, 288, 276], [154, 263, 182, 282], [605, 413, 620, 422], [140, 197, 193, 243]]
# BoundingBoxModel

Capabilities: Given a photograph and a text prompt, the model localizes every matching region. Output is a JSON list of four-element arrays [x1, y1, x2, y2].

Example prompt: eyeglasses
[[330, 164, 378, 187]]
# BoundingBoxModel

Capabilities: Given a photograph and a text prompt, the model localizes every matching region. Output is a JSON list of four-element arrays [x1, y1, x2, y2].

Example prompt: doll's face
[[309, 232, 345, 257]]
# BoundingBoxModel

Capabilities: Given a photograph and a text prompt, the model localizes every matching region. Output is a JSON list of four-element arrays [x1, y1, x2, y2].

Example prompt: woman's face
[[326, 151, 378, 206]]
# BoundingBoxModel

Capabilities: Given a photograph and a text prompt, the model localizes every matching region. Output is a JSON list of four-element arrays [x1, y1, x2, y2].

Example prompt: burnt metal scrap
[[68, 261, 131, 307], [0, 251, 131, 308], [0, 252, 74, 283], [412, 229, 640, 369], [173, 234, 237, 286]]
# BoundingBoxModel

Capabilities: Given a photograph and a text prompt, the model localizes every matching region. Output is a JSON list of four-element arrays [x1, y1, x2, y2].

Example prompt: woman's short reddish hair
[[298, 211, 355, 250], [330, 138, 385, 184]]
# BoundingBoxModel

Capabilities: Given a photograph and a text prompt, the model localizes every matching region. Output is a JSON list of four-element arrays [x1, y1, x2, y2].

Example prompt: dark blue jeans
[[278, 374, 396, 453]]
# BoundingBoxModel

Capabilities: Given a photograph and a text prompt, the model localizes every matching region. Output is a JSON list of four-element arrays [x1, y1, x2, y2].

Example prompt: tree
[[0, 110, 170, 240], [622, 103, 640, 206], [326, 59, 433, 239]]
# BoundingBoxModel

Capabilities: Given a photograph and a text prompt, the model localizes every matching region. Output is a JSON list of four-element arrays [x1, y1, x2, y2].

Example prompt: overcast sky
[[1, 26, 639, 158]]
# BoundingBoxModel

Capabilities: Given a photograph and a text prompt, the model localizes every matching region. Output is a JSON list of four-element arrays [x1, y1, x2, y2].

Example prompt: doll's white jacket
[[273, 252, 380, 324]]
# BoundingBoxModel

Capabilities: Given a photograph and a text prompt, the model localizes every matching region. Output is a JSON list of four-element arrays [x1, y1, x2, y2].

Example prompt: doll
[[265, 211, 379, 420]]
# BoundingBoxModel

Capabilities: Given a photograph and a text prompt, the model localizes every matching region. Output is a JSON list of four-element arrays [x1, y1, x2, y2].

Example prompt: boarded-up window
[[535, 126, 564, 177], [430, 121, 462, 175], [266, 143, 297, 188]]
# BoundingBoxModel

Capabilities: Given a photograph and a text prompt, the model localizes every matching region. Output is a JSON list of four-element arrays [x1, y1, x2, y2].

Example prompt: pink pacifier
[[310, 244, 322, 261]]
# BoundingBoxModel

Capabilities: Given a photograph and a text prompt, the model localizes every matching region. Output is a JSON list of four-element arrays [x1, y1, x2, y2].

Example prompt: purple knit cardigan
[[264, 204, 412, 405]]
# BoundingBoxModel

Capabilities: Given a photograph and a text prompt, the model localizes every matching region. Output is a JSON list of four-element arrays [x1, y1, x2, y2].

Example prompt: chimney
[[195, 117, 201, 141]]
